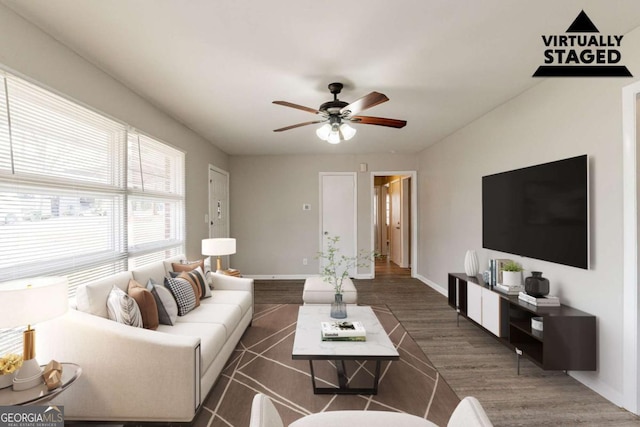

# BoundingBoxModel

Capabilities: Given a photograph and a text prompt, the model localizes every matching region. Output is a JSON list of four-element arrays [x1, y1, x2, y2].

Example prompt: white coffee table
[[292, 305, 399, 394]]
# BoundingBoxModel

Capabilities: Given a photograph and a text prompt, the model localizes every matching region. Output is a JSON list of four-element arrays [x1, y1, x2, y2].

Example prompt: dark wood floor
[[254, 258, 640, 426]]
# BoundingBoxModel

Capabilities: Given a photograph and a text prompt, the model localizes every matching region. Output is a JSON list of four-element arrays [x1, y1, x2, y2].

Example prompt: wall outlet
[[302, 258, 308, 265], [302, 204, 311, 211]]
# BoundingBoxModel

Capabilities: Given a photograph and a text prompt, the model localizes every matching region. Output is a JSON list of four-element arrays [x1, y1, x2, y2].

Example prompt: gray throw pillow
[[147, 278, 178, 325]]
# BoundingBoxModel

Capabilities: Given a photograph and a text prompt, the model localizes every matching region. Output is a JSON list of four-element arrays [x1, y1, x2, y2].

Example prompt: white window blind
[[0, 72, 185, 354], [127, 133, 185, 266]]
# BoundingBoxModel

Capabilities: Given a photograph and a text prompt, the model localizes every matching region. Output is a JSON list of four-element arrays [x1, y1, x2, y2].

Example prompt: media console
[[448, 273, 596, 373]]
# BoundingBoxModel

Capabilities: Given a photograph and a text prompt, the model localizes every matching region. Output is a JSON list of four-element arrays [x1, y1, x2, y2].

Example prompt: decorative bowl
[[0, 372, 16, 389]]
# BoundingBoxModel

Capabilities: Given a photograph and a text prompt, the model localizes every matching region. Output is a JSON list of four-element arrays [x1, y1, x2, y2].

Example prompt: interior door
[[209, 166, 229, 266], [320, 173, 357, 277]]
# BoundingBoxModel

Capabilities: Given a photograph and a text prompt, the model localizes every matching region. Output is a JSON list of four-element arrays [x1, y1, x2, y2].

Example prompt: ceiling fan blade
[[340, 91, 389, 116], [350, 116, 407, 128], [273, 120, 326, 132], [273, 101, 320, 114]]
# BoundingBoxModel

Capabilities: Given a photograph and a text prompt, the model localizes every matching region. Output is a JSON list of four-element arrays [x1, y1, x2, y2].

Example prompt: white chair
[[249, 393, 493, 427]]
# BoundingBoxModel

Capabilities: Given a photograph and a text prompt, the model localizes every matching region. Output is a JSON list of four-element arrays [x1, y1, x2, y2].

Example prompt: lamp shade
[[202, 238, 236, 256], [0, 277, 68, 328]]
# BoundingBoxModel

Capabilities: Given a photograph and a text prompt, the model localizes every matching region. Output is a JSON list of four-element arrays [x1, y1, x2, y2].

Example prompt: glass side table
[[0, 363, 81, 406]]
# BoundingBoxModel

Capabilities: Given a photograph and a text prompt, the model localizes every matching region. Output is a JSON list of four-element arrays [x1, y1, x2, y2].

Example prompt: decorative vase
[[502, 271, 522, 287], [464, 250, 479, 277], [330, 293, 347, 319], [525, 271, 550, 297], [0, 372, 15, 389]]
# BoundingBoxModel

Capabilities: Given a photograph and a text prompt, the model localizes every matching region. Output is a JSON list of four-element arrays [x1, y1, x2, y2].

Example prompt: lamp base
[[13, 358, 43, 391]]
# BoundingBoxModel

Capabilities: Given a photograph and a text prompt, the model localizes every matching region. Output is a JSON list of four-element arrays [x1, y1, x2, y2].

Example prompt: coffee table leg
[[309, 361, 318, 392], [336, 360, 348, 389]]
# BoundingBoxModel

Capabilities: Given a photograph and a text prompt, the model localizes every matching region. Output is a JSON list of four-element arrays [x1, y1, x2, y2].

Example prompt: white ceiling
[[4, 0, 640, 156]]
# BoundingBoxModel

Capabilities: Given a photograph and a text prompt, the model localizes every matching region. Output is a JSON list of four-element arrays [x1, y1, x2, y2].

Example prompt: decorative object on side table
[[501, 261, 523, 287], [317, 234, 376, 319], [202, 238, 237, 272], [0, 277, 68, 391], [43, 360, 63, 390], [0, 354, 22, 389], [525, 271, 550, 297], [464, 250, 479, 277]]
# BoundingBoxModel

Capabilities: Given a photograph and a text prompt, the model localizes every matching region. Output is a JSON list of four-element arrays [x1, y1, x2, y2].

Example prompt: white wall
[[416, 25, 640, 408], [229, 153, 417, 277], [0, 4, 228, 259]]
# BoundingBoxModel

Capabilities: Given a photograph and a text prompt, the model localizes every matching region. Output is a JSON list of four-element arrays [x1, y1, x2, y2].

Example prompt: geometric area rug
[[195, 304, 460, 427]]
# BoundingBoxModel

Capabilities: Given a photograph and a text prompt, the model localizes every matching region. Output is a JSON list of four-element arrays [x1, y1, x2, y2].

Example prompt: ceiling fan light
[[316, 123, 331, 140], [327, 131, 341, 144], [340, 123, 357, 140]]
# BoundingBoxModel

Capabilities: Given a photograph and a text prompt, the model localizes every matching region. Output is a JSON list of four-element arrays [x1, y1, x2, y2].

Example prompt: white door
[[320, 173, 357, 277], [209, 166, 230, 266], [390, 179, 401, 266]]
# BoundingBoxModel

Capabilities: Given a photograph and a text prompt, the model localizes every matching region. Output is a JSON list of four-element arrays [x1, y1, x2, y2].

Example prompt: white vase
[[502, 271, 522, 287], [0, 372, 15, 389], [464, 250, 479, 277]]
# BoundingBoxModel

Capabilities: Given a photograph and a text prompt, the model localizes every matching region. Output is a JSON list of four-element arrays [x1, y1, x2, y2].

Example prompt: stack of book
[[321, 321, 366, 341], [518, 292, 560, 307], [493, 283, 524, 295]]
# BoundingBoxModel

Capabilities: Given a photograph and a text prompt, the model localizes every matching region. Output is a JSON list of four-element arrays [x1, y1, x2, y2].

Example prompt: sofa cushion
[[148, 279, 178, 325], [156, 322, 226, 374], [164, 277, 197, 316], [106, 285, 143, 327], [128, 279, 159, 330], [76, 271, 133, 318], [132, 262, 167, 288], [172, 259, 205, 273], [176, 304, 241, 339], [200, 290, 252, 317]]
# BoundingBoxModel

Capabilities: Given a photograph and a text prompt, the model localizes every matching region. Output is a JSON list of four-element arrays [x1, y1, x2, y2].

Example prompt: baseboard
[[246, 274, 374, 280], [245, 275, 311, 280], [415, 274, 447, 297]]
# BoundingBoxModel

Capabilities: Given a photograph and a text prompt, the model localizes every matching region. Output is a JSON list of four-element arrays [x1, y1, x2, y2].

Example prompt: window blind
[[0, 72, 185, 354]]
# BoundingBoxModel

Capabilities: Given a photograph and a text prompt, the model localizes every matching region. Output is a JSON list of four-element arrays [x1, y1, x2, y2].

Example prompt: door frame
[[622, 81, 640, 414], [370, 171, 418, 278]]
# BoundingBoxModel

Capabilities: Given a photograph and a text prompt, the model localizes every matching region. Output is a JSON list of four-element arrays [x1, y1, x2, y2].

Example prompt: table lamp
[[0, 276, 68, 390], [202, 238, 236, 272]]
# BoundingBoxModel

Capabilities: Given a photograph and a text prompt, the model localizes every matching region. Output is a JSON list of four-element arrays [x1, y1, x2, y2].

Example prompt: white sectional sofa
[[36, 255, 253, 423]]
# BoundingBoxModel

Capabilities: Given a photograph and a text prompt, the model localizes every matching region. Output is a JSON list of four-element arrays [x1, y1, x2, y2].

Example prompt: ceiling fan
[[273, 82, 407, 144]]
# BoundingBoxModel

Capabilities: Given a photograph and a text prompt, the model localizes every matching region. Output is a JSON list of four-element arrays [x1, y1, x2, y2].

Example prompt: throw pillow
[[164, 277, 197, 316], [147, 279, 178, 325], [127, 279, 159, 330], [106, 285, 143, 327], [178, 269, 209, 299], [194, 266, 211, 298], [172, 259, 205, 273], [176, 272, 202, 306]]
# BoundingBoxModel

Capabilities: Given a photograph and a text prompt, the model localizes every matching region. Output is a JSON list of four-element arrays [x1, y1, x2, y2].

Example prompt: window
[[127, 132, 185, 268], [0, 72, 185, 353]]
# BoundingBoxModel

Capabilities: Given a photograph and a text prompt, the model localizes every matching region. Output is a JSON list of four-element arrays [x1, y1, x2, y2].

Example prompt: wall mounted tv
[[482, 155, 589, 269]]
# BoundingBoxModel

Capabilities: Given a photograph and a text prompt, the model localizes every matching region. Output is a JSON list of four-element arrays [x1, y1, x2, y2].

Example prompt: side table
[[0, 362, 82, 406]]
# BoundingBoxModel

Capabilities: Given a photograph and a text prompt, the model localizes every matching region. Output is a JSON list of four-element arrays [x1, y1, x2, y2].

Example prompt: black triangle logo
[[566, 10, 599, 33]]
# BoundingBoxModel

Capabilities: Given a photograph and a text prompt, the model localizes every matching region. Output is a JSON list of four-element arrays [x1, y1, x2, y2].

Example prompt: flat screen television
[[482, 155, 589, 269]]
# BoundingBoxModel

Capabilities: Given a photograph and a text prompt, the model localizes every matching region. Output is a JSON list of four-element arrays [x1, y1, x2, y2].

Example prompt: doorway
[[371, 171, 417, 278], [208, 165, 230, 266]]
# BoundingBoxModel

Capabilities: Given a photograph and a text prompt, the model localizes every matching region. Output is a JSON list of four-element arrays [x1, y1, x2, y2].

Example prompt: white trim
[[246, 274, 315, 280], [415, 274, 447, 297], [369, 171, 418, 278], [622, 81, 640, 415]]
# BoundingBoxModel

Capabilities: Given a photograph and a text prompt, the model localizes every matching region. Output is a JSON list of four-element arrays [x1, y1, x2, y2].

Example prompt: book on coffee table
[[321, 321, 366, 341]]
